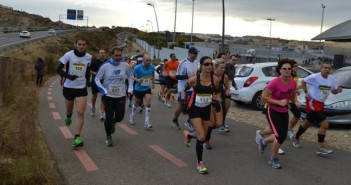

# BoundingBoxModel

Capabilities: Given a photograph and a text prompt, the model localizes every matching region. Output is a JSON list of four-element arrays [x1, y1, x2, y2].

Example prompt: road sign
[[77, 10, 84, 20], [67, 9, 76, 20]]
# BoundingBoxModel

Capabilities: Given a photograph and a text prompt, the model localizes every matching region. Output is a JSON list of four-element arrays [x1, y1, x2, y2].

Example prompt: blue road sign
[[67, 9, 76, 20]]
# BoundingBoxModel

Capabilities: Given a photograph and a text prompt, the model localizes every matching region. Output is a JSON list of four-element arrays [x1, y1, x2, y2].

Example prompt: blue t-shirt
[[133, 64, 155, 91]]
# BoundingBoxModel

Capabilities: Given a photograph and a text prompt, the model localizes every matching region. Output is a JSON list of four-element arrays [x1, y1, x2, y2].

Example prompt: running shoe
[[287, 129, 294, 141], [158, 92, 162, 101], [137, 106, 143, 113], [218, 125, 230, 133], [196, 161, 208, 174], [255, 130, 263, 145], [258, 138, 266, 154], [184, 120, 193, 131], [203, 141, 212, 150], [166, 102, 172, 108], [129, 113, 135, 125], [65, 117, 72, 127], [268, 157, 281, 169], [105, 136, 113, 147], [144, 120, 153, 129], [183, 130, 192, 147], [292, 136, 301, 148], [316, 147, 333, 155], [91, 107, 96, 116], [111, 123, 116, 134], [278, 148, 285, 155], [162, 97, 166, 104], [224, 124, 230, 131], [100, 112, 105, 122], [171, 120, 181, 130], [72, 137, 84, 148], [128, 101, 132, 108]]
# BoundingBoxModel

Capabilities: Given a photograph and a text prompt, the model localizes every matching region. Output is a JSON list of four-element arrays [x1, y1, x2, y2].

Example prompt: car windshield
[[235, 66, 253, 77], [332, 69, 351, 89]]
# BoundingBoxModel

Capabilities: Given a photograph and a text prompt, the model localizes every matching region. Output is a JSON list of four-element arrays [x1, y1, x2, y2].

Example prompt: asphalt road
[[38, 77, 351, 185]]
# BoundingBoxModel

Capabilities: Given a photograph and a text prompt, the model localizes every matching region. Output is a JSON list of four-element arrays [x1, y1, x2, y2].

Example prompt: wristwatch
[[304, 89, 308, 93]]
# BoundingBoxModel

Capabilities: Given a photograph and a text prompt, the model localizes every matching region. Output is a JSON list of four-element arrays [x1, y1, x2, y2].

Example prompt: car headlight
[[325, 100, 351, 109]]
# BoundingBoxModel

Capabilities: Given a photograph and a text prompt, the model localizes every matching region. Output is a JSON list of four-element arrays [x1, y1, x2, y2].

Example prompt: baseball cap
[[188, 47, 199, 55], [137, 57, 143, 61]]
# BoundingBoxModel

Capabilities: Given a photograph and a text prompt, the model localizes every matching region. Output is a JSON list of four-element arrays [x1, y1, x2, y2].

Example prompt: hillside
[[0, 4, 74, 32]]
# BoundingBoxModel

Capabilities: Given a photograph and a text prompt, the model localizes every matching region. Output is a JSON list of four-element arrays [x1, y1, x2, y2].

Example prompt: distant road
[[0, 30, 53, 48]]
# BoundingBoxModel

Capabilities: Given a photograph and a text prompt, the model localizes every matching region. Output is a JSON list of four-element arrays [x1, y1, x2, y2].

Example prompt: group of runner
[[56, 37, 341, 173]]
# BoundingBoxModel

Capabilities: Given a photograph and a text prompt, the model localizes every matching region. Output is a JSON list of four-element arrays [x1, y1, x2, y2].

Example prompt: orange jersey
[[163, 60, 179, 79]]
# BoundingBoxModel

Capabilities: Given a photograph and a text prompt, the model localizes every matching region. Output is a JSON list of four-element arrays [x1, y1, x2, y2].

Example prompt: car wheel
[[251, 91, 264, 110], [233, 100, 244, 105]]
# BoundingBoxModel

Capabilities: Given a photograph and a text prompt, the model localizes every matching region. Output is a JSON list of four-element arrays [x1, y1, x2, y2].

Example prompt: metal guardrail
[[0, 29, 77, 56]]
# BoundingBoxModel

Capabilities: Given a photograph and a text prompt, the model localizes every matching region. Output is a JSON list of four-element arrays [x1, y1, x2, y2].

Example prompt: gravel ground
[[227, 103, 351, 152]]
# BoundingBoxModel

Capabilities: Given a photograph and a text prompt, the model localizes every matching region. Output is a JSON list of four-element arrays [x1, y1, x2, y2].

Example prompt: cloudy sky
[[2, 0, 350, 41]]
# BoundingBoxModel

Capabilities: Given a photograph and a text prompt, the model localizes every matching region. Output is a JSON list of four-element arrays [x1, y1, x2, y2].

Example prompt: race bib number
[[109, 85, 122, 96], [195, 94, 212, 107], [318, 85, 331, 100], [169, 70, 176, 76], [70, 62, 86, 77], [141, 77, 151, 86]]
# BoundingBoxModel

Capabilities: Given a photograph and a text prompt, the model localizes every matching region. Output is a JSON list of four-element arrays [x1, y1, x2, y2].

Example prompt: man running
[[293, 60, 342, 155], [90, 49, 107, 121], [163, 53, 179, 108], [94, 47, 134, 146], [129, 53, 155, 129], [172, 47, 199, 130], [56, 37, 91, 149]]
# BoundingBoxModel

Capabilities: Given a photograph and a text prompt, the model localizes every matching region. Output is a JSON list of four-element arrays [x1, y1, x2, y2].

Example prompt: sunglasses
[[203, 63, 213, 66], [293, 65, 298, 67], [281, 67, 292, 71]]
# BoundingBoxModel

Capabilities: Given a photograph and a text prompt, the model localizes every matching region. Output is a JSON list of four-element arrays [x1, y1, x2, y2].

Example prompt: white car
[[48, 29, 56, 34], [230, 62, 313, 110], [19, 31, 31, 38]]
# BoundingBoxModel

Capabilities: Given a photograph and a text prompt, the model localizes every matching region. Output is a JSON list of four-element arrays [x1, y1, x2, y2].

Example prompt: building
[[312, 19, 351, 67]]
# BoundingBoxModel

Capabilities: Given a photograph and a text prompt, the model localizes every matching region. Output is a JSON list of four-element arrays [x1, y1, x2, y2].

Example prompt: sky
[[2, 0, 350, 41]]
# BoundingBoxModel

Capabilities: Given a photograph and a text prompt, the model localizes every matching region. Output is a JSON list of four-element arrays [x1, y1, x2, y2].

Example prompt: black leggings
[[36, 74, 43, 85], [266, 107, 289, 144], [103, 96, 126, 136]]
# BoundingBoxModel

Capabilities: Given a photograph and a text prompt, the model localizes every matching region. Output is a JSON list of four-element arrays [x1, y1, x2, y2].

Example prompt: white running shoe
[[166, 102, 172, 108], [144, 120, 152, 129], [129, 114, 135, 125], [278, 148, 285, 155]]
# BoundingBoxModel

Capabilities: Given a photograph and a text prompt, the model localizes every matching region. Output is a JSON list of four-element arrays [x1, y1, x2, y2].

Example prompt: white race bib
[[70, 62, 86, 77], [318, 85, 331, 100], [195, 94, 212, 107], [141, 77, 151, 86], [109, 85, 123, 96], [169, 70, 176, 76]]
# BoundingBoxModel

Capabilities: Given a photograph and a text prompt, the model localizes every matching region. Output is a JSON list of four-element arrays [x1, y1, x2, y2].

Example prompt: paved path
[[39, 77, 351, 185]]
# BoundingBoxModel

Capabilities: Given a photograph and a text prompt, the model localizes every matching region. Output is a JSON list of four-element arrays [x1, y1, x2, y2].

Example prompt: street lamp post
[[221, 0, 225, 53], [191, 0, 195, 42], [173, 0, 178, 46], [147, 20, 154, 32], [319, 4, 326, 53], [147, 3, 160, 60], [147, 20, 156, 59], [267, 18, 275, 61]]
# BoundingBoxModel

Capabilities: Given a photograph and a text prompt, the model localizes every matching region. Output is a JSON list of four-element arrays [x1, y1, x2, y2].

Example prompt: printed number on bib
[[109, 85, 122, 96], [169, 70, 176, 76], [195, 94, 212, 107], [71, 62, 86, 77], [318, 85, 331, 100], [141, 77, 151, 86]]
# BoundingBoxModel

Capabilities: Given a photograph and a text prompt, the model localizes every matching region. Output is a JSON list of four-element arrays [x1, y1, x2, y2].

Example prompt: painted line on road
[[47, 91, 52, 95], [52, 112, 61, 120], [119, 124, 138, 135], [48, 87, 52, 91], [149, 145, 188, 168], [49, 103, 56, 109], [47, 96, 53, 100], [59, 126, 74, 139], [74, 150, 99, 172]]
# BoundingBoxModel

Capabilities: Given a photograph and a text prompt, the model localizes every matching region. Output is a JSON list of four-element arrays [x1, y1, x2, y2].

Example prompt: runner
[[163, 53, 179, 108], [94, 47, 134, 146], [257, 59, 297, 169], [182, 56, 220, 174], [129, 53, 155, 129], [204, 58, 228, 149], [155, 59, 167, 104], [293, 60, 342, 155], [90, 49, 107, 121], [172, 47, 199, 130], [56, 37, 92, 149]]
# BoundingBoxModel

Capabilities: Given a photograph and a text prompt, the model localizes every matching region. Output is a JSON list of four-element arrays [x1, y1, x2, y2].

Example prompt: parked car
[[298, 66, 351, 124], [19, 31, 31, 38], [230, 62, 313, 110], [48, 29, 56, 34]]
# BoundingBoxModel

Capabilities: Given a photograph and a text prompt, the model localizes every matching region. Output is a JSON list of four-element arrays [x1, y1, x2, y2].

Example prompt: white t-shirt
[[304, 72, 338, 102], [176, 58, 199, 92], [94, 60, 134, 98], [59, 50, 92, 89]]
